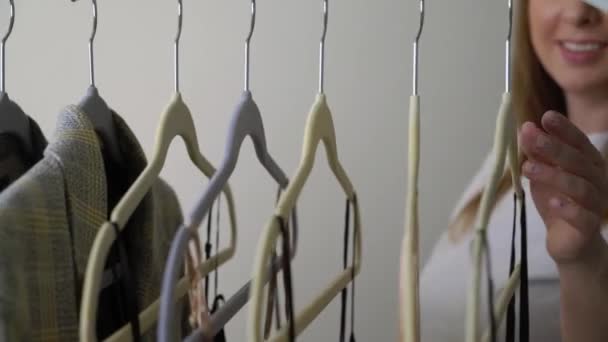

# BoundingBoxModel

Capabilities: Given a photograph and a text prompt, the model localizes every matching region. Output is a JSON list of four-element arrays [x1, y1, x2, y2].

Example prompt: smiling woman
[[419, 1, 608, 341]]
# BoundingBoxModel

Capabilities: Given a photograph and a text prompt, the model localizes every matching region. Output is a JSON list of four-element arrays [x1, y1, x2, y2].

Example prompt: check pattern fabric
[[0, 105, 185, 341]]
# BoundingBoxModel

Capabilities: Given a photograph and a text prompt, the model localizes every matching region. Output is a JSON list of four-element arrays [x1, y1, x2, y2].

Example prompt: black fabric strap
[[484, 232, 497, 342], [506, 193, 517, 342], [110, 222, 141, 342], [520, 192, 529, 342], [278, 216, 296, 341], [505, 192, 530, 342], [264, 252, 280, 339], [340, 197, 357, 342], [214, 198, 221, 299], [340, 199, 350, 342], [211, 199, 227, 342], [204, 201, 215, 303], [349, 196, 357, 342]]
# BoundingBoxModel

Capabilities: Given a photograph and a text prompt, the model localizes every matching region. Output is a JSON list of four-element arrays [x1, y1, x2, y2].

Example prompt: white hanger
[[248, 1, 361, 340], [78, 2, 237, 340], [466, 1, 524, 340], [482, 264, 521, 342], [400, 2, 423, 341]]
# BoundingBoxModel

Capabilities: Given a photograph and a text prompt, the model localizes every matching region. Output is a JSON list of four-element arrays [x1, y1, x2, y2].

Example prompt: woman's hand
[[519, 110, 608, 265]]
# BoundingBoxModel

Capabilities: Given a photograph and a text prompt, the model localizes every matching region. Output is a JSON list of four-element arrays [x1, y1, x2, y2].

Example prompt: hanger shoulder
[[237, 92, 288, 186], [275, 95, 354, 218], [187, 91, 287, 228], [110, 94, 214, 227], [313, 96, 355, 197], [0, 92, 34, 156]]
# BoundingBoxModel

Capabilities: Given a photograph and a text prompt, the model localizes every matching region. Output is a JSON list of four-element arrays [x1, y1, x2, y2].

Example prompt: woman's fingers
[[523, 159, 605, 214], [520, 121, 605, 189], [541, 111, 606, 169], [547, 194, 601, 237]]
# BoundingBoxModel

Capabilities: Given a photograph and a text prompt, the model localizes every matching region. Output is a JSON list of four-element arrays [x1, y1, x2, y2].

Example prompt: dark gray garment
[[0, 106, 187, 341], [0, 94, 47, 192]]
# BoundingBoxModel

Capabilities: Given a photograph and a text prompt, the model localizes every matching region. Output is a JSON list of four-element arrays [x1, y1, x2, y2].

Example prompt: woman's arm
[[519, 111, 608, 342], [558, 235, 608, 342]]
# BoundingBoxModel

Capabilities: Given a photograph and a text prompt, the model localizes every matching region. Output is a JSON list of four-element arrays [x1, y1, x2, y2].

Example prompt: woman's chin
[[556, 72, 608, 97]]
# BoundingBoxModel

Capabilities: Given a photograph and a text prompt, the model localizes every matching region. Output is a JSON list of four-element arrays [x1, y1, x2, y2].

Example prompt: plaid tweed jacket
[[0, 106, 185, 341]]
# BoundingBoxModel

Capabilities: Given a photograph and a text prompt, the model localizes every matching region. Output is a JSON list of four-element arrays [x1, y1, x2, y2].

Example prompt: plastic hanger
[[247, 1, 361, 340], [156, 1, 289, 340], [0, 0, 35, 158], [70, 0, 123, 166], [183, 190, 298, 341], [78, 1, 237, 340], [585, 0, 608, 11], [481, 264, 521, 342], [399, 2, 423, 341], [466, 1, 525, 341]]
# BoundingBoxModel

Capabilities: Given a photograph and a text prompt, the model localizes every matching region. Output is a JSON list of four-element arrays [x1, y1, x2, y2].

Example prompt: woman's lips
[[559, 40, 607, 65]]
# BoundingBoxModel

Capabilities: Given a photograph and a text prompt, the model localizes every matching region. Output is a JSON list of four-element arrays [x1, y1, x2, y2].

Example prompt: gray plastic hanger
[[70, 0, 123, 165], [585, 0, 608, 11], [157, 1, 288, 340], [185, 0, 288, 228], [0, 0, 34, 156]]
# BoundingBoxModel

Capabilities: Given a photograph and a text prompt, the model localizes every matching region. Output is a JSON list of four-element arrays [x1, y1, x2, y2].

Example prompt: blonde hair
[[449, 0, 566, 242]]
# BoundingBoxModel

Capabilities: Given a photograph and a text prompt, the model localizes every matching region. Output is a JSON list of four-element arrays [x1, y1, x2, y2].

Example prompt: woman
[[418, 1, 608, 341]]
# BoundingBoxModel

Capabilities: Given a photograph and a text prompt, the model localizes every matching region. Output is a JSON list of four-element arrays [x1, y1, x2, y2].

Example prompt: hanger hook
[[245, 0, 256, 92], [319, 0, 328, 94], [412, 0, 424, 96], [1, 0, 15, 94], [175, 0, 183, 93], [505, 0, 513, 93], [71, 0, 97, 87]]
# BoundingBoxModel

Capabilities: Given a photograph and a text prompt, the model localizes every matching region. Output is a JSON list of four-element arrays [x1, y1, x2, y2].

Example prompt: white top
[[420, 131, 608, 342]]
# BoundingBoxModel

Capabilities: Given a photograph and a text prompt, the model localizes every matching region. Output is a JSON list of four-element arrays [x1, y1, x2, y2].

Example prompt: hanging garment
[[419, 131, 608, 342], [0, 105, 186, 341], [0, 98, 47, 192]]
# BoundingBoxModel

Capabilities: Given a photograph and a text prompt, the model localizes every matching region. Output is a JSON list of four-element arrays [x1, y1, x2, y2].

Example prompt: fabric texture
[[0, 105, 185, 341], [0, 116, 47, 192], [420, 131, 608, 342]]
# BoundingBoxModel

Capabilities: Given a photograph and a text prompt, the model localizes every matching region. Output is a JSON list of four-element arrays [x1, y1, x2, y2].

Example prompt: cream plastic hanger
[[248, 2, 361, 340], [481, 264, 521, 342], [400, 2, 423, 341], [247, 96, 361, 341], [78, 2, 237, 340], [156, 1, 291, 340], [466, 1, 524, 341]]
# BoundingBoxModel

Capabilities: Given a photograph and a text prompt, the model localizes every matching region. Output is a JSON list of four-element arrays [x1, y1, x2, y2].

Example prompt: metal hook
[[71, 0, 97, 87], [1, 0, 15, 94], [412, 0, 425, 96], [505, 0, 513, 93], [244, 0, 256, 92], [175, 0, 183, 93], [319, 0, 329, 94]]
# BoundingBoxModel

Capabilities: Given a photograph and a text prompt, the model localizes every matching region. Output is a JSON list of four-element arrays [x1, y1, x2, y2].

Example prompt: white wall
[[0, 1, 506, 340]]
